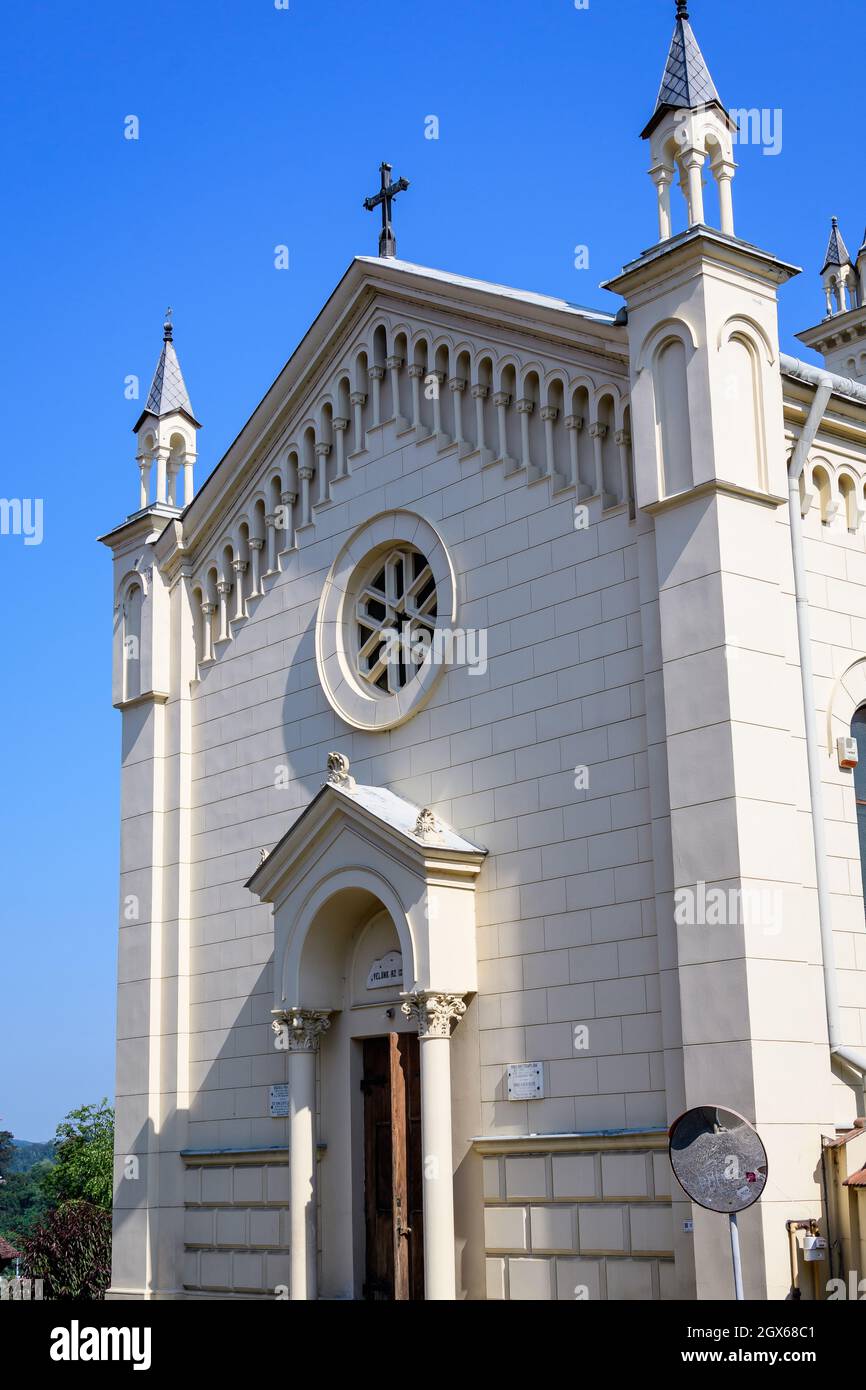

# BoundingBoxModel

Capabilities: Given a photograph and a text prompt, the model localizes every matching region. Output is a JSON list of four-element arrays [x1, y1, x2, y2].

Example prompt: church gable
[[153, 257, 637, 683]]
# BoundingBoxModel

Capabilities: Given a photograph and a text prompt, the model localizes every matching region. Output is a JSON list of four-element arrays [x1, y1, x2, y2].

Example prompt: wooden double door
[[362, 1033, 424, 1300]]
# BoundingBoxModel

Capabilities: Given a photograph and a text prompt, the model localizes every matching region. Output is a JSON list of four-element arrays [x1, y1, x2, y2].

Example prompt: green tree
[[41, 1102, 114, 1211], [0, 1161, 55, 1244], [0, 1129, 14, 1177]]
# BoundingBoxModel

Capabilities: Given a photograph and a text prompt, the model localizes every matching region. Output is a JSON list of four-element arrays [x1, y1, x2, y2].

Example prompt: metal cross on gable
[[363, 161, 410, 259]]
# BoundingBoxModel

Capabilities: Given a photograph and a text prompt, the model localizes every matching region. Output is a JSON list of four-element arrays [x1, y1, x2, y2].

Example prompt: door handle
[[397, 1223, 412, 1238]]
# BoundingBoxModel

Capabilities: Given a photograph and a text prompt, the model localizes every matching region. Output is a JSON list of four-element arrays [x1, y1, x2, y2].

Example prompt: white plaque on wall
[[367, 951, 403, 990], [506, 1062, 544, 1101], [269, 1083, 289, 1117]]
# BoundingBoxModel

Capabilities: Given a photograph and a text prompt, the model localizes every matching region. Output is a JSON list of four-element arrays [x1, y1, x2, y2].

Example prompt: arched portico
[[245, 755, 486, 1301]]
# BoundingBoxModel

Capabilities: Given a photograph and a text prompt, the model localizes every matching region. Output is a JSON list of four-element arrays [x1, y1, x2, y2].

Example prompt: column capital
[[298, 465, 314, 482], [280, 490, 297, 506], [713, 157, 737, 181], [332, 416, 350, 432], [590, 421, 608, 439], [368, 364, 385, 381], [216, 579, 232, 596], [565, 413, 584, 431], [400, 991, 467, 1039], [385, 354, 404, 371], [470, 382, 489, 399], [407, 364, 425, 380], [349, 390, 367, 406], [615, 428, 631, 447], [232, 558, 249, 574], [515, 397, 534, 415], [248, 536, 265, 551], [448, 376, 467, 393], [492, 390, 511, 408], [272, 1008, 332, 1052], [680, 147, 707, 170], [541, 405, 559, 422], [649, 162, 675, 187], [314, 441, 331, 458]]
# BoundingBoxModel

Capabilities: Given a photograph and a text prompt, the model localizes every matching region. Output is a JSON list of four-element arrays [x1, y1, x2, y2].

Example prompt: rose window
[[355, 545, 438, 694]]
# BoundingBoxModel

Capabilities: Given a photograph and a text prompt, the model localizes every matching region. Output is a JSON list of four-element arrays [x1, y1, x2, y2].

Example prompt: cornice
[[471, 1128, 669, 1155], [181, 1146, 289, 1167], [797, 303, 866, 356], [643, 478, 787, 515], [603, 226, 800, 302], [782, 378, 866, 449], [97, 503, 181, 554]]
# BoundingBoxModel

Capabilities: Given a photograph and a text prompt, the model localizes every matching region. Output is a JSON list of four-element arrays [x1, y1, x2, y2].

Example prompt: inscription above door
[[366, 951, 403, 990]]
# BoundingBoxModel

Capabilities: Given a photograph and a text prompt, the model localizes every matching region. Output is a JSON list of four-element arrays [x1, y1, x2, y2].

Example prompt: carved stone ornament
[[272, 1009, 332, 1052], [413, 807, 442, 841], [325, 751, 355, 790], [400, 992, 467, 1039]]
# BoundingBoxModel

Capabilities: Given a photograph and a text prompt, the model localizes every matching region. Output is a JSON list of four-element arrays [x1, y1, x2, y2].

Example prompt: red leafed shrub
[[19, 1199, 111, 1300]]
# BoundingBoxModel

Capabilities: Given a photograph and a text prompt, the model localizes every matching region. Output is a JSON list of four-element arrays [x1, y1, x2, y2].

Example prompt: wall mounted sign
[[506, 1062, 544, 1100], [269, 1083, 289, 1118], [367, 951, 403, 990]]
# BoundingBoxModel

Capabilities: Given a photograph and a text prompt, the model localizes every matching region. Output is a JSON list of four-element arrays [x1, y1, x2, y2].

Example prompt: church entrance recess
[[362, 1033, 424, 1300]]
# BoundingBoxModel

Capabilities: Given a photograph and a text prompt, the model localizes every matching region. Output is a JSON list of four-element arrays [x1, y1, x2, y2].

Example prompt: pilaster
[[607, 230, 834, 1298]]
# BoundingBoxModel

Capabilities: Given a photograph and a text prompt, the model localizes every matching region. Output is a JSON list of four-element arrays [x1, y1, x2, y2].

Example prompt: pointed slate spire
[[821, 218, 852, 274], [134, 308, 200, 432], [642, 1, 730, 139]]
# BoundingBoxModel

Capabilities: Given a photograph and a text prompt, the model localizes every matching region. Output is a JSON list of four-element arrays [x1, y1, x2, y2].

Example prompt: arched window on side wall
[[122, 582, 142, 701], [852, 707, 866, 911]]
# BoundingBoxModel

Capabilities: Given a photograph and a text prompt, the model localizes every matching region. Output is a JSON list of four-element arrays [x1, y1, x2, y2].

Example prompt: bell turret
[[133, 309, 200, 510]]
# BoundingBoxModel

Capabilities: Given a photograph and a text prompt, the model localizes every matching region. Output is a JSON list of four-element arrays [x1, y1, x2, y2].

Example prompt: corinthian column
[[400, 991, 467, 1301], [272, 1008, 332, 1301]]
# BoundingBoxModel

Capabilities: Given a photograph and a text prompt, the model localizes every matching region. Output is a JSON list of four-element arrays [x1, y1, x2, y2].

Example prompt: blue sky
[[0, 0, 861, 1139]]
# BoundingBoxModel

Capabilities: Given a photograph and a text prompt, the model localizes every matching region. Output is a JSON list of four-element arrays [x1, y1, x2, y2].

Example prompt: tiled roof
[[822, 217, 853, 273], [656, 15, 720, 110], [843, 1167, 866, 1188], [144, 335, 195, 420]]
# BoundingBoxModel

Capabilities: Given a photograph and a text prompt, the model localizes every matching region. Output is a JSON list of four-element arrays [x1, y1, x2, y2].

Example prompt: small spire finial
[[676, 0, 689, 16], [163, 306, 173, 342]]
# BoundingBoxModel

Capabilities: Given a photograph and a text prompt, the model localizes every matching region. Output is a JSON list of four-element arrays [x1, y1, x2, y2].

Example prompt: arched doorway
[[297, 887, 424, 1300], [246, 761, 487, 1300]]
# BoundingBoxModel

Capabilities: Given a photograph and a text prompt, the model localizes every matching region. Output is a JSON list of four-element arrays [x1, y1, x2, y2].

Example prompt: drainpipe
[[782, 355, 866, 1090]]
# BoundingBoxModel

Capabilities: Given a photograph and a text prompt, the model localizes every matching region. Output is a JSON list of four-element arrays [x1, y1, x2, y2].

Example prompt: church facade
[[101, 3, 866, 1301]]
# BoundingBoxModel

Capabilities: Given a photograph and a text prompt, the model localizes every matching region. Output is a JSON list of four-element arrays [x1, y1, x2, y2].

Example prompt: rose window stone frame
[[315, 511, 457, 731]]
